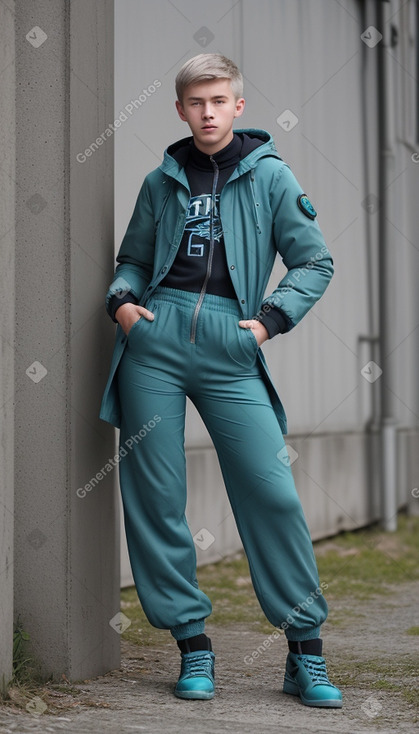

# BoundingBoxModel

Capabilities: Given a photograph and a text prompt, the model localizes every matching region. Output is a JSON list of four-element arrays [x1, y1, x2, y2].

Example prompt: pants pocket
[[243, 325, 259, 353], [127, 300, 159, 341], [226, 321, 259, 366]]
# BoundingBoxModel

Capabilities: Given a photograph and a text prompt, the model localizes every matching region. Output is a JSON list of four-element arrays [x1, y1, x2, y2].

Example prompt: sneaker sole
[[283, 679, 342, 708], [174, 689, 214, 700]]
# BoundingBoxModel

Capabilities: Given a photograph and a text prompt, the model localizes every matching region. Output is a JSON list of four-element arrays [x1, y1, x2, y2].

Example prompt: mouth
[[201, 125, 217, 131]]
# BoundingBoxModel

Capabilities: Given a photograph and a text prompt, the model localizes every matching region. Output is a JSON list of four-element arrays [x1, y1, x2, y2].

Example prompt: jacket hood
[[160, 129, 282, 181]]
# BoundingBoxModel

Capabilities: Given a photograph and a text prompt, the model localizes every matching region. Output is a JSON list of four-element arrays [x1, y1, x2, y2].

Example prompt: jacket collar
[[159, 128, 281, 185]]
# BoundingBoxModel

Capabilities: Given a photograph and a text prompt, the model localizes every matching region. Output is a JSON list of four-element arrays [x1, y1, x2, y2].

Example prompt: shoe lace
[[182, 652, 213, 677], [298, 655, 331, 685]]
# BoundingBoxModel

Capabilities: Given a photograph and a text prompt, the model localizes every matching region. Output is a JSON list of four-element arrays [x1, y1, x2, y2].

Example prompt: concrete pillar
[[13, 0, 119, 680], [0, 0, 16, 696]]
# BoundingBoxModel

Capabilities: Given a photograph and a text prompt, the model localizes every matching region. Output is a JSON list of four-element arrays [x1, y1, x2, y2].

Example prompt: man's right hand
[[115, 303, 155, 336]]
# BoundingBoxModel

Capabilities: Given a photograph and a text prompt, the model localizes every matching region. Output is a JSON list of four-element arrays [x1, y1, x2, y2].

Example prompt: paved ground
[[1, 580, 418, 734]]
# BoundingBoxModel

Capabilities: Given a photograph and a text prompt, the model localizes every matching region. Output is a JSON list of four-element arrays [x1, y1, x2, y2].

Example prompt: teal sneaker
[[174, 650, 215, 700], [283, 652, 342, 707]]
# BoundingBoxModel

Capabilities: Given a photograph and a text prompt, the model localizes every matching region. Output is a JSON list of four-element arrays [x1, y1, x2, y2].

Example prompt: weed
[[12, 620, 32, 685]]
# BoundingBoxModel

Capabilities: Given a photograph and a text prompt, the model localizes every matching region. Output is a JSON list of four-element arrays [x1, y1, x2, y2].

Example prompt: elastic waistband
[[152, 286, 242, 316]]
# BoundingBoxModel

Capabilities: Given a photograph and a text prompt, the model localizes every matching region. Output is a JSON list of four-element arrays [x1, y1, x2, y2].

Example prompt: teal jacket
[[99, 129, 334, 434]]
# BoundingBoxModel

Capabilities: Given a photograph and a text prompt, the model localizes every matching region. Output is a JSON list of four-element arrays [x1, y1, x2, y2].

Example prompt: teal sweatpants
[[116, 286, 328, 642]]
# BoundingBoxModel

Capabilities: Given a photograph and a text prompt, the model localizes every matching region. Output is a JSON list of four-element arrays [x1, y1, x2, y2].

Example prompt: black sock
[[177, 633, 212, 654], [288, 638, 323, 656]]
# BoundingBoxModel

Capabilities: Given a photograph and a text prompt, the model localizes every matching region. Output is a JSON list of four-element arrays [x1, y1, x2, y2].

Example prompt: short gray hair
[[175, 53, 244, 102]]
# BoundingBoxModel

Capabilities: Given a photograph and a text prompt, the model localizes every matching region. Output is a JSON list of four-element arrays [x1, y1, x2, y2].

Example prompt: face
[[175, 78, 245, 155]]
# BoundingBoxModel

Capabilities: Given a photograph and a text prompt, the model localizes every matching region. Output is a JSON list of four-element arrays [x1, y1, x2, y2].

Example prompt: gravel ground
[[1, 578, 418, 734]]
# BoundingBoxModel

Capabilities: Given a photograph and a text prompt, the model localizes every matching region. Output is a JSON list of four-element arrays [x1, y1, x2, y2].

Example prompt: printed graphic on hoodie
[[186, 194, 223, 257]]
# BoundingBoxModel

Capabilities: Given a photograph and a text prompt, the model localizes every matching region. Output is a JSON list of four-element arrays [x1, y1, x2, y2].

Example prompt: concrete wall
[[0, 0, 16, 696], [11, 0, 119, 682]]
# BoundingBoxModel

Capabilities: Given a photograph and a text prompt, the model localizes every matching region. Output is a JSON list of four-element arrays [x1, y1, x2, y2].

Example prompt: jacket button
[[160, 266, 167, 274], [230, 265, 235, 270], [241, 299, 246, 304]]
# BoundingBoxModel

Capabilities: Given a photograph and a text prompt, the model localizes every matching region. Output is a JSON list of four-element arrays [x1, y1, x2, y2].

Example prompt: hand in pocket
[[116, 303, 155, 336]]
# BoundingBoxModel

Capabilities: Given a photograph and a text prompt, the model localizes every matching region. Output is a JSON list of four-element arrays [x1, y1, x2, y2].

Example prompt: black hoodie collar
[[188, 134, 243, 170], [169, 132, 264, 169]]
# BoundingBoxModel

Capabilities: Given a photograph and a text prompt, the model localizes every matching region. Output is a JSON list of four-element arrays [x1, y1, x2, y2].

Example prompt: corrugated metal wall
[[114, 0, 418, 585]]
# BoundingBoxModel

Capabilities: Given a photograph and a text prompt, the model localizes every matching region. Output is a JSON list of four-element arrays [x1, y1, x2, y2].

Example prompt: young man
[[100, 53, 342, 708]]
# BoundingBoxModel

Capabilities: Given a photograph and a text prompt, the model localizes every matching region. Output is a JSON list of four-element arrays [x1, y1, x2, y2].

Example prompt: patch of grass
[[12, 620, 32, 685], [3, 623, 48, 711], [371, 680, 401, 691], [406, 626, 419, 636], [315, 514, 419, 601], [10, 619, 47, 693], [326, 656, 419, 710], [403, 689, 419, 707], [4, 678, 113, 716], [196, 555, 265, 627], [372, 679, 419, 709], [326, 656, 418, 688], [324, 609, 367, 629], [4, 620, 99, 714]]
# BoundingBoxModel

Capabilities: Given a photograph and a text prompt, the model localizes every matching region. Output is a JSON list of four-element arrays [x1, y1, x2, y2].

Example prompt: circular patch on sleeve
[[297, 194, 317, 220]]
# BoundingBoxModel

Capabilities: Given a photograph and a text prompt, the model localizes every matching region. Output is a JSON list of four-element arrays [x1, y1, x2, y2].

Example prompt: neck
[[193, 130, 234, 156]]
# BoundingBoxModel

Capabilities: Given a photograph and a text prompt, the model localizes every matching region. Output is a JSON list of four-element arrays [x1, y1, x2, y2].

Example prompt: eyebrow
[[186, 95, 229, 101]]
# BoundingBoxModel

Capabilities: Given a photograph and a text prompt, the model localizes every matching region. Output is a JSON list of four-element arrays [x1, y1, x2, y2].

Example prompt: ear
[[233, 97, 245, 119], [175, 100, 187, 122]]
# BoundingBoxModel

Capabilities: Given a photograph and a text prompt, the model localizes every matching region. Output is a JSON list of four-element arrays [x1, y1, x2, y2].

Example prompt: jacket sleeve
[[105, 176, 156, 317], [261, 163, 334, 332]]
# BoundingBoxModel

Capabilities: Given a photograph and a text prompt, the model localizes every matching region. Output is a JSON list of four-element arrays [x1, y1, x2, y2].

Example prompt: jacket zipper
[[249, 169, 261, 233], [190, 155, 219, 343]]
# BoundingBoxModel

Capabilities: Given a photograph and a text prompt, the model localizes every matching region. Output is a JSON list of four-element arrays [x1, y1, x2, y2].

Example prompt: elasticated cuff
[[256, 306, 292, 338], [109, 292, 139, 322], [170, 619, 206, 641], [284, 625, 322, 642]]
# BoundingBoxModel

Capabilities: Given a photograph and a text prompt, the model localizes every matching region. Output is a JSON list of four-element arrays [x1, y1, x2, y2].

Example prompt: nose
[[202, 103, 214, 119]]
